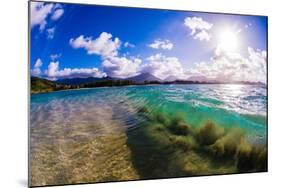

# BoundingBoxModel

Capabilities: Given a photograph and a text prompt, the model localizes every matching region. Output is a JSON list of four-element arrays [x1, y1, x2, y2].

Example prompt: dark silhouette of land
[[31, 73, 265, 94]]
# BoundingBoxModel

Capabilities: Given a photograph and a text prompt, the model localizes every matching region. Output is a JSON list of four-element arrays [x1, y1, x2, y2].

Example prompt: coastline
[[31, 82, 266, 95]]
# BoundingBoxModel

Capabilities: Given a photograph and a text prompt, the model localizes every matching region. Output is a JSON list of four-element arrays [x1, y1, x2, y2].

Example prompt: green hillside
[[31, 77, 69, 94]]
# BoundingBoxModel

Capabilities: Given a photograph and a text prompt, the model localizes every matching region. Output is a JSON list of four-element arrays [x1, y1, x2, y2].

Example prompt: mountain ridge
[[126, 72, 162, 83], [56, 73, 162, 85]]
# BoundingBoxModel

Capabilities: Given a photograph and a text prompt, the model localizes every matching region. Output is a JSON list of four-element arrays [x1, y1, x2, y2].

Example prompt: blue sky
[[30, 1, 267, 82]]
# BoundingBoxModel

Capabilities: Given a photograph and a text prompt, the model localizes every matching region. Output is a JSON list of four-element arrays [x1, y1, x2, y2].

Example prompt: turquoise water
[[31, 84, 267, 144]]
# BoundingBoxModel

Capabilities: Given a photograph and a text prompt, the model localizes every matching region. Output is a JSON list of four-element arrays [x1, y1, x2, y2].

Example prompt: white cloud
[[141, 53, 185, 80], [46, 27, 55, 39], [46, 61, 59, 78], [31, 58, 43, 76], [50, 53, 62, 61], [45, 61, 106, 80], [70, 32, 142, 78], [193, 30, 211, 41], [186, 47, 267, 83], [51, 9, 64, 20], [148, 39, 174, 50], [30, 2, 64, 31], [124, 42, 135, 48], [184, 17, 213, 41], [102, 56, 141, 78], [69, 32, 121, 58], [184, 17, 213, 35], [30, 2, 54, 31]]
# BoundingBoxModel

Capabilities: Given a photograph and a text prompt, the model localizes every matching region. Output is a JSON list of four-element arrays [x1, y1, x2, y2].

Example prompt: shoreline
[[30, 85, 267, 122], [31, 82, 266, 95], [31, 84, 164, 95]]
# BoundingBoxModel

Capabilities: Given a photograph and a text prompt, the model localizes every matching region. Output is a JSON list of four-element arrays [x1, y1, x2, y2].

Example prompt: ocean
[[30, 84, 267, 185]]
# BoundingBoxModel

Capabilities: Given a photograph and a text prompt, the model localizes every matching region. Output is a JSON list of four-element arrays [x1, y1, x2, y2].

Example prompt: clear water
[[30, 84, 267, 185], [31, 84, 267, 141]]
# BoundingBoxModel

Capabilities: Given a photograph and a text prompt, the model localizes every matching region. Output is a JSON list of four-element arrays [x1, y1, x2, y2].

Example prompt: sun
[[218, 30, 239, 53]]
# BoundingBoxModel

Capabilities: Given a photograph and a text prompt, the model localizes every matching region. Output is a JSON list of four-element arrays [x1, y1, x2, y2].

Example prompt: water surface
[[30, 84, 267, 186]]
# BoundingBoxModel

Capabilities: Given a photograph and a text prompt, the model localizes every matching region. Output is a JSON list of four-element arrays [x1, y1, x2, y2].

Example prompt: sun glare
[[218, 30, 239, 53]]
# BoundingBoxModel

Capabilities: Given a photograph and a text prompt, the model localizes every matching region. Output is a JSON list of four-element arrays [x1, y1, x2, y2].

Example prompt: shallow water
[[30, 84, 267, 186]]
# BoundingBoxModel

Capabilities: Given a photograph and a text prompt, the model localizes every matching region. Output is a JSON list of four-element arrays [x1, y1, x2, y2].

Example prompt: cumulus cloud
[[141, 53, 185, 80], [30, 2, 64, 31], [148, 39, 174, 50], [102, 56, 141, 78], [69, 32, 121, 58], [70, 32, 142, 78], [46, 61, 59, 78], [186, 47, 267, 83], [184, 17, 213, 41], [30, 2, 53, 31], [45, 61, 106, 80], [46, 27, 55, 39], [193, 30, 211, 41], [31, 58, 43, 76]]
